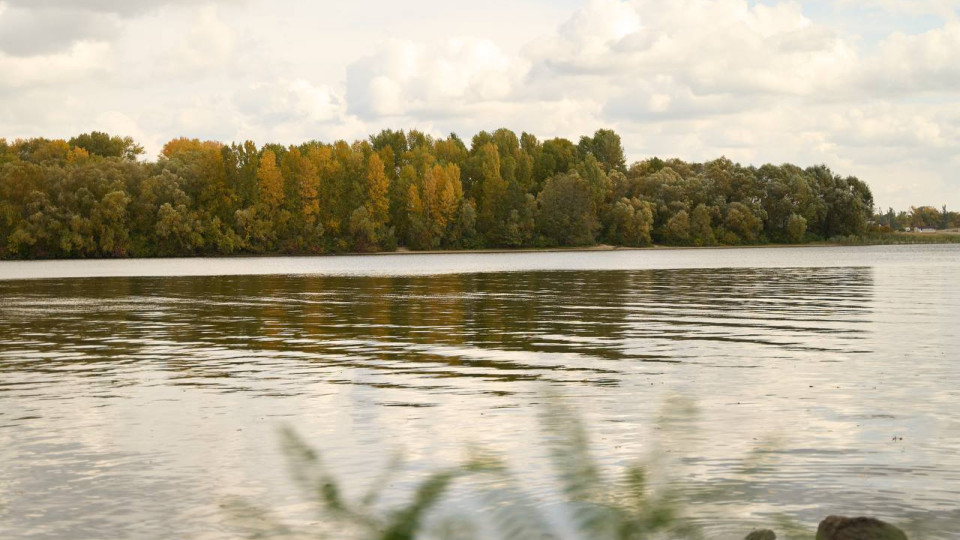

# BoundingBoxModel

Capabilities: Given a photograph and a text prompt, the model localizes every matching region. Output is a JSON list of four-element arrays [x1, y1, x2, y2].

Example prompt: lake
[[1, 245, 959, 539]]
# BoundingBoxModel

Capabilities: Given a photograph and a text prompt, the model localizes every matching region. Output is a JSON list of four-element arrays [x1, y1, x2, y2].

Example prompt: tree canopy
[[0, 128, 888, 259]]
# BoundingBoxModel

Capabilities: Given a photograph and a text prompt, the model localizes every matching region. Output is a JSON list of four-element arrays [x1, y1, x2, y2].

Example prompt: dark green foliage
[[69, 131, 144, 160], [0, 130, 893, 259], [604, 197, 653, 247], [578, 129, 627, 173], [537, 172, 598, 246]]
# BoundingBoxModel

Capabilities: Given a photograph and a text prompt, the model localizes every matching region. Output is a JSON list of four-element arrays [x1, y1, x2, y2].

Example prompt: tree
[[475, 143, 507, 245], [69, 132, 144, 160], [92, 190, 131, 256], [406, 163, 463, 249], [257, 150, 285, 211], [0, 127, 908, 260], [606, 197, 653, 247], [664, 210, 691, 245], [364, 153, 391, 229], [537, 172, 598, 246], [909, 206, 942, 229], [577, 129, 626, 173], [690, 204, 716, 246], [724, 202, 762, 244], [155, 203, 203, 255], [786, 213, 807, 243], [280, 148, 323, 250], [406, 183, 430, 249], [453, 199, 479, 249], [534, 138, 577, 189], [348, 206, 379, 252]]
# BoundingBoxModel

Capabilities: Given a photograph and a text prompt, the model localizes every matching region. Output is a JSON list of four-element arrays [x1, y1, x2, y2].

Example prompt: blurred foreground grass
[[226, 395, 818, 540]]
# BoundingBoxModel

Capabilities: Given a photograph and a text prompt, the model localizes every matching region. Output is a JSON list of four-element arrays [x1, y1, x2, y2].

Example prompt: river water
[[1, 245, 958, 539]]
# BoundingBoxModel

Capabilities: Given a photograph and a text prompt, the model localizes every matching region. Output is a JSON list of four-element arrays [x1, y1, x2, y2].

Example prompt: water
[[1, 245, 959, 539]]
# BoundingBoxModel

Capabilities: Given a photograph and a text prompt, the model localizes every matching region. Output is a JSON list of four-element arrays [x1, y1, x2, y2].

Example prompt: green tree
[[786, 213, 807, 243], [664, 210, 691, 245], [91, 190, 131, 256], [605, 197, 653, 247], [155, 202, 203, 255], [475, 143, 507, 245], [724, 202, 762, 244], [690, 204, 716, 246], [537, 172, 598, 246], [578, 129, 626, 173], [69, 131, 144, 160]]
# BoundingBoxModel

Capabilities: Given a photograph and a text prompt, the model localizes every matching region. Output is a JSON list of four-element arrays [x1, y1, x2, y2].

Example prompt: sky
[[0, 0, 958, 210]]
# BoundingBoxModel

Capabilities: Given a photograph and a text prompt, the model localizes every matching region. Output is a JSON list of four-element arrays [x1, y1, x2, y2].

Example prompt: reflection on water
[[1, 247, 960, 539]]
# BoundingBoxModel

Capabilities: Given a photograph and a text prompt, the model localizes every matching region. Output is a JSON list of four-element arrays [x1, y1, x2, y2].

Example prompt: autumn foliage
[[0, 129, 879, 259]]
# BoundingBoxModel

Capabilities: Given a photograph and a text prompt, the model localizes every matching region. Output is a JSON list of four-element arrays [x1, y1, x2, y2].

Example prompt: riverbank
[[383, 241, 844, 257], [0, 241, 842, 261], [3, 233, 959, 262]]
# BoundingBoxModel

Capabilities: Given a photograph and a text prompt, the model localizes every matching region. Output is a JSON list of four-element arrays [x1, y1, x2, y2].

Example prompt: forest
[[0, 128, 892, 259]]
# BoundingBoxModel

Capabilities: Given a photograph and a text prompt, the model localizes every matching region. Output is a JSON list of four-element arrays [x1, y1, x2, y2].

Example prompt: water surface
[[1, 245, 959, 539]]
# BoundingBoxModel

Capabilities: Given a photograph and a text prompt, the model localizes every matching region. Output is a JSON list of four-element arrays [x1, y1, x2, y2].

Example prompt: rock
[[745, 529, 776, 540], [816, 515, 908, 540]]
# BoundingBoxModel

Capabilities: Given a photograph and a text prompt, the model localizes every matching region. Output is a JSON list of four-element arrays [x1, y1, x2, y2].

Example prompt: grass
[[224, 394, 835, 540], [835, 232, 960, 245]]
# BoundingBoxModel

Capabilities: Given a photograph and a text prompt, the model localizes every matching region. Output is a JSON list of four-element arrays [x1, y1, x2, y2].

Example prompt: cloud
[[0, 5, 117, 56], [0, 0, 242, 57], [346, 37, 525, 119], [0, 41, 112, 90], [0, 0, 958, 209], [167, 5, 236, 72], [236, 79, 345, 125], [863, 21, 960, 93], [1, 0, 237, 18], [836, 0, 960, 21], [528, 0, 859, 101]]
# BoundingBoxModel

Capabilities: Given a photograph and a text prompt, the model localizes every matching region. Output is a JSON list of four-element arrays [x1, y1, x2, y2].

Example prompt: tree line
[[874, 205, 960, 231], [0, 129, 880, 259]]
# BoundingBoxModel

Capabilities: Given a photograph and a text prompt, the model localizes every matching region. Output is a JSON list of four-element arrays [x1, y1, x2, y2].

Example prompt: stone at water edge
[[744, 529, 776, 540], [816, 515, 908, 540]]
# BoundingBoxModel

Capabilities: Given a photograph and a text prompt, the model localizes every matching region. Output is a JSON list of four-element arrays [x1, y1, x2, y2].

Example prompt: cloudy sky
[[0, 0, 958, 209]]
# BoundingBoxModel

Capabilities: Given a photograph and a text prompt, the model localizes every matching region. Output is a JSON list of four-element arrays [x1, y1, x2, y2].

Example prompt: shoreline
[[3, 239, 958, 262], [1, 241, 851, 262], [379, 242, 845, 256]]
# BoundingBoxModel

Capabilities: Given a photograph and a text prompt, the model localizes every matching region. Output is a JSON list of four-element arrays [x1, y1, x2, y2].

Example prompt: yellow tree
[[305, 145, 339, 237], [160, 138, 231, 221], [364, 153, 390, 227], [257, 150, 285, 211], [423, 163, 462, 241], [282, 148, 320, 226]]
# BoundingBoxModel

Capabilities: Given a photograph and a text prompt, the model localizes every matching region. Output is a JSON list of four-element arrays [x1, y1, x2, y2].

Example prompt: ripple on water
[[1, 247, 960, 539]]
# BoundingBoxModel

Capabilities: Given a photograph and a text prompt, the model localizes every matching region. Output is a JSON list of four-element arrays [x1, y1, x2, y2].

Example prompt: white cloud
[[527, 0, 859, 99], [1, 0, 241, 18], [167, 5, 236, 72], [236, 79, 344, 124], [0, 0, 958, 208], [0, 0, 243, 57], [0, 42, 113, 90], [346, 37, 525, 119], [864, 21, 960, 93], [0, 4, 117, 56], [837, 0, 960, 21]]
